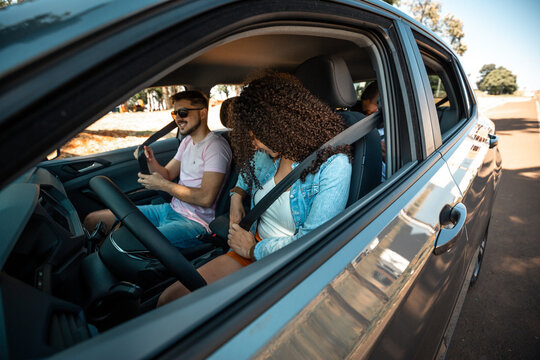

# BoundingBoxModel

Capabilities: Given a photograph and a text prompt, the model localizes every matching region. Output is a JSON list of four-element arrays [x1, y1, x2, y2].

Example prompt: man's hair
[[360, 81, 379, 101], [170, 90, 209, 109]]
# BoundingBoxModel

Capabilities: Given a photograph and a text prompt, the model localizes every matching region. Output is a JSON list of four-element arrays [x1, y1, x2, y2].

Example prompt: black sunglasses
[[171, 107, 204, 119]]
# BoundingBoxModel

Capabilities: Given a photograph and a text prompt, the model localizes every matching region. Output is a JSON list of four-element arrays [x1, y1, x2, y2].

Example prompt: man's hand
[[228, 223, 255, 259], [229, 193, 246, 227], [138, 172, 170, 192], [144, 145, 159, 166]]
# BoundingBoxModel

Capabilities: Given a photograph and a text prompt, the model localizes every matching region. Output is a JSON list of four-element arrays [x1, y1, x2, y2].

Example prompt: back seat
[[294, 55, 382, 205]]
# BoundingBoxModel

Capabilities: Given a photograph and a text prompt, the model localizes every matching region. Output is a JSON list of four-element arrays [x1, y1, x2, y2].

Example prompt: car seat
[[294, 55, 382, 205]]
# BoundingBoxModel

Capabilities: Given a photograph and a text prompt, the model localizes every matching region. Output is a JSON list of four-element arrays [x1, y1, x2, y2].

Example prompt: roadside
[[475, 93, 532, 112], [447, 98, 540, 359]]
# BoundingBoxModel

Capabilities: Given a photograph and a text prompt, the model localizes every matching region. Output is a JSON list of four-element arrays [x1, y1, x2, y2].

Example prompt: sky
[[399, 0, 540, 92]]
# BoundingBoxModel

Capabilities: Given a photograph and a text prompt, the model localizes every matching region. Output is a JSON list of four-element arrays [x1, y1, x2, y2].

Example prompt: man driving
[[84, 90, 232, 248]]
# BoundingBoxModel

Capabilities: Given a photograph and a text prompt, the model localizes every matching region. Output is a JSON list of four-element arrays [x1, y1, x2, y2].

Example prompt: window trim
[[411, 30, 473, 147], [395, 20, 438, 158]]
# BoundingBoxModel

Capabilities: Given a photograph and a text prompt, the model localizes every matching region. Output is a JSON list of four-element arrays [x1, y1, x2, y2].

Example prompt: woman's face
[[249, 131, 279, 158]]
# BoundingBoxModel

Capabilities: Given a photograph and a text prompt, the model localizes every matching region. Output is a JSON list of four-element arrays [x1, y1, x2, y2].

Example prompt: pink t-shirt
[[169, 132, 232, 230]]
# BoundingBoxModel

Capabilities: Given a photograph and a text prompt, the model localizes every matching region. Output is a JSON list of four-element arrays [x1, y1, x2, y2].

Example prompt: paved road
[[447, 98, 540, 359]]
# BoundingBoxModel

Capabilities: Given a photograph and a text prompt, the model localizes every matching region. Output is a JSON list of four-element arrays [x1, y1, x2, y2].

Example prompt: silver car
[[0, 0, 501, 359]]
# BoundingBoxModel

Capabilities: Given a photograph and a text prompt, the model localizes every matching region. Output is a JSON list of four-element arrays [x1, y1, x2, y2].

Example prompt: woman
[[157, 72, 352, 306]]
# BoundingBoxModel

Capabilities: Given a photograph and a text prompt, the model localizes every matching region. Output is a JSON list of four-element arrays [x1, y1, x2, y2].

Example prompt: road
[[447, 98, 540, 359]]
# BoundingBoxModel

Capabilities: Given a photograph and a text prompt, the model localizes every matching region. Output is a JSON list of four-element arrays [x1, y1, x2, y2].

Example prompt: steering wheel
[[89, 175, 206, 291]]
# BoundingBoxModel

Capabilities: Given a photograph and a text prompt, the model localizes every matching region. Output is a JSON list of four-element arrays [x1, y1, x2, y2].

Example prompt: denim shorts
[[137, 203, 207, 249]]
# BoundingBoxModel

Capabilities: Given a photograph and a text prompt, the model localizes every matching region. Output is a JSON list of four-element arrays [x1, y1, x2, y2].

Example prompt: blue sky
[[399, 0, 540, 92]]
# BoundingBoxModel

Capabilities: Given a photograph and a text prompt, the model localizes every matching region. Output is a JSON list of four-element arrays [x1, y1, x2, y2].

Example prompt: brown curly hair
[[228, 71, 351, 190]]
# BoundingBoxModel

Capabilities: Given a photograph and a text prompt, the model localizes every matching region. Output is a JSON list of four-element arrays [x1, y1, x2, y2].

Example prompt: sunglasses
[[171, 107, 204, 119]]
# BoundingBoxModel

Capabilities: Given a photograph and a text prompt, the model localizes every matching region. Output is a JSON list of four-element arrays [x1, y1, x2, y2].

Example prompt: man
[[360, 81, 386, 182], [359, 81, 379, 116], [84, 90, 232, 249]]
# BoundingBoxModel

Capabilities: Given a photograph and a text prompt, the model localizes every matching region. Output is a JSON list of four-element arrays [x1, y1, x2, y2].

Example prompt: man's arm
[[138, 171, 225, 208]]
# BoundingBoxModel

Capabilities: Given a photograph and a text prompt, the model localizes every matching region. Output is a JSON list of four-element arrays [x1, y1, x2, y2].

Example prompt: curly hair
[[228, 71, 351, 190]]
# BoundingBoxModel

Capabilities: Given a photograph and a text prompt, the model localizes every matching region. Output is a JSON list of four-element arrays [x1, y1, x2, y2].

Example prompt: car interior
[[1, 27, 400, 358]]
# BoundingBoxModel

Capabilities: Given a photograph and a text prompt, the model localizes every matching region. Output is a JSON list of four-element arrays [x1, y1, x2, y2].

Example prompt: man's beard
[[179, 116, 201, 135]]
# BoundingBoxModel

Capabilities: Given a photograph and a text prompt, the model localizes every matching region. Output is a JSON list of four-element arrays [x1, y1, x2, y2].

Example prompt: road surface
[[447, 98, 540, 359]]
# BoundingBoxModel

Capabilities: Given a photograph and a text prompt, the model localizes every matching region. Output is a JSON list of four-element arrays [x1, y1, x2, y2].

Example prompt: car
[[0, 0, 502, 359]]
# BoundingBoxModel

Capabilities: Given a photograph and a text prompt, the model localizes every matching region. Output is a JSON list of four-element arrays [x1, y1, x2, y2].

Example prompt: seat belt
[[237, 111, 380, 231], [135, 120, 177, 174]]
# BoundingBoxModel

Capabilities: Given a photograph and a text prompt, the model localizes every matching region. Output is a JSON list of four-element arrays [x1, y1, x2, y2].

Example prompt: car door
[[124, 9, 471, 360], [38, 135, 179, 220], [438, 59, 502, 277]]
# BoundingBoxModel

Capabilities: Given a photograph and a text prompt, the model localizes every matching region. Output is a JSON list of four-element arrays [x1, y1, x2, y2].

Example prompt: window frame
[[411, 30, 471, 146]]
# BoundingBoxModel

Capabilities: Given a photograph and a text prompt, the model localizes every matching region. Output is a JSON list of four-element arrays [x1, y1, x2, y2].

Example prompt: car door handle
[[434, 203, 467, 255], [489, 134, 498, 149], [63, 159, 111, 175], [77, 161, 105, 173]]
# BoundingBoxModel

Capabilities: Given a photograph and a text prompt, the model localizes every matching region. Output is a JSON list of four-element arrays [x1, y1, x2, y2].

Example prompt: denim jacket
[[236, 151, 352, 260]]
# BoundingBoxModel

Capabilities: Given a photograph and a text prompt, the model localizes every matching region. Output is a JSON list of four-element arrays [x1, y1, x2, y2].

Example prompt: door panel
[[440, 112, 501, 275], [39, 137, 179, 219], [208, 154, 466, 359]]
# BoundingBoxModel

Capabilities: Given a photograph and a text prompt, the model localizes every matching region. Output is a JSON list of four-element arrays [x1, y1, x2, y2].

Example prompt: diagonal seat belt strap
[[135, 120, 177, 174], [238, 111, 379, 231]]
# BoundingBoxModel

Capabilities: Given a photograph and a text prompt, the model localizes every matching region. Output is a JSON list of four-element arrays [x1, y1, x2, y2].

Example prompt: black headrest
[[294, 55, 357, 109], [220, 96, 238, 128]]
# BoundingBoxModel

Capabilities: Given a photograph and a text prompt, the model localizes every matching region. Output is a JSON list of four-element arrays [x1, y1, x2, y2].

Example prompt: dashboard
[[0, 167, 92, 358]]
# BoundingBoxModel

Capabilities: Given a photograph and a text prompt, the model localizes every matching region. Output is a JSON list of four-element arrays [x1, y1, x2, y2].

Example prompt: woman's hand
[[138, 172, 170, 192], [229, 193, 246, 227], [228, 223, 255, 259]]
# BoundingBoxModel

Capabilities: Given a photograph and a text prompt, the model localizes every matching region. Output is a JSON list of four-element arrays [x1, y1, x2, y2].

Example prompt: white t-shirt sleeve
[[202, 136, 232, 174]]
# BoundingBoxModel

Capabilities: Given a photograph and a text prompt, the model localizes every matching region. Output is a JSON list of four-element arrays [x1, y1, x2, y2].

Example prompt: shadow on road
[[491, 117, 539, 135], [447, 164, 540, 359]]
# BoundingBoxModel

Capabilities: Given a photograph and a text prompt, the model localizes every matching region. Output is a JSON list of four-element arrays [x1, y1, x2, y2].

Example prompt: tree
[[406, 0, 467, 56], [478, 66, 517, 95], [442, 15, 467, 56], [476, 64, 496, 89], [409, 0, 442, 32]]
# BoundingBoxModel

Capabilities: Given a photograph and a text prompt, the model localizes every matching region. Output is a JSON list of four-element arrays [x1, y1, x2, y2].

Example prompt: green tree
[[407, 0, 467, 55], [476, 64, 496, 89], [479, 67, 517, 95]]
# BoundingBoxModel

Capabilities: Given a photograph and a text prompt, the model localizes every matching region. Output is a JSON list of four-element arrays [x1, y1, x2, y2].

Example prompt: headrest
[[294, 55, 357, 109], [220, 96, 238, 128]]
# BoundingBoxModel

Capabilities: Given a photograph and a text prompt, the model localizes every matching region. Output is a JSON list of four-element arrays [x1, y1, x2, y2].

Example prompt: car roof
[[0, 0, 453, 80], [0, 0, 159, 76]]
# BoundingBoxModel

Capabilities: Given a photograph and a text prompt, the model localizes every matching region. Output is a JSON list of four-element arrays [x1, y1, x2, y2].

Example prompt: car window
[[209, 84, 243, 130], [56, 86, 183, 159], [413, 35, 466, 141]]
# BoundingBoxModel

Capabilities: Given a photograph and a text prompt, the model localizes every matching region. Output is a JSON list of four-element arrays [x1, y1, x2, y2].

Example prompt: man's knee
[[83, 209, 115, 232]]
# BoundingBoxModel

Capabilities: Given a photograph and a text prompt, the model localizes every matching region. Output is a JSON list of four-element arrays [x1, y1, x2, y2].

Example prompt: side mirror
[[46, 149, 60, 160]]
